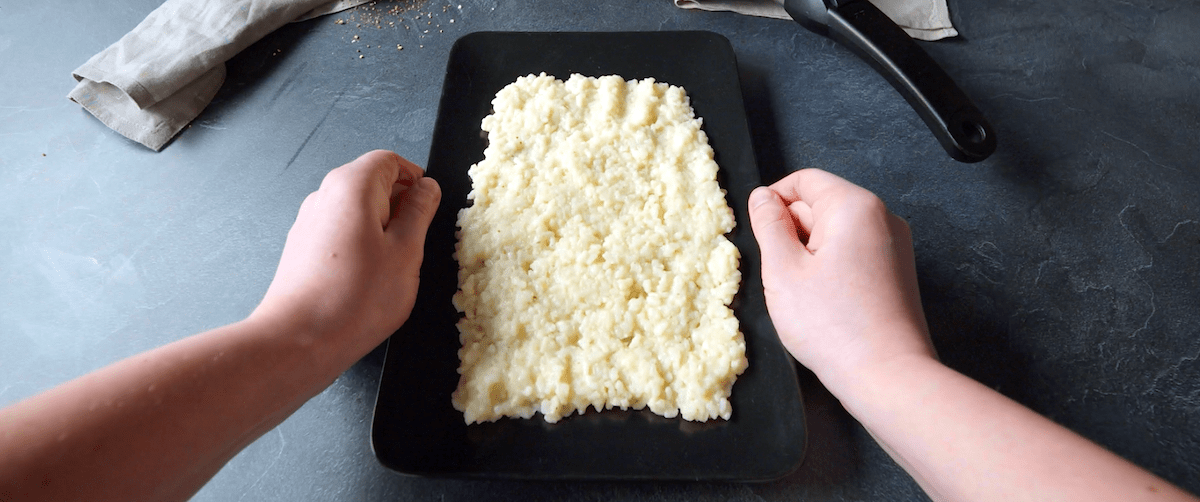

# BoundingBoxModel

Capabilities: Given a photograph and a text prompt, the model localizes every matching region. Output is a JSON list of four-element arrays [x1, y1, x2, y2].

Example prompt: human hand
[[252, 150, 441, 362], [748, 169, 934, 393]]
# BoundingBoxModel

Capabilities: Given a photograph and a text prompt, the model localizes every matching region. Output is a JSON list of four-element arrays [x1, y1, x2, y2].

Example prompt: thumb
[[748, 186, 809, 272], [387, 177, 442, 246]]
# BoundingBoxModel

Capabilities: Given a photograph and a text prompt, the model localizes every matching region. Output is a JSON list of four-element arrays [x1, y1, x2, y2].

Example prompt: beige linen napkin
[[68, 0, 370, 151], [673, 0, 958, 41]]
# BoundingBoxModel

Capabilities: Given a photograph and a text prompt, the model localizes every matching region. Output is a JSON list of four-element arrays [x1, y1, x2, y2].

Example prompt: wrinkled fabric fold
[[672, 0, 958, 41], [69, 65, 226, 151], [68, 0, 368, 151]]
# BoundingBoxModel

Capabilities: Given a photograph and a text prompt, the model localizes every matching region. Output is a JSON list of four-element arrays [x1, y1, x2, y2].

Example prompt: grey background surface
[[2, 0, 1197, 500]]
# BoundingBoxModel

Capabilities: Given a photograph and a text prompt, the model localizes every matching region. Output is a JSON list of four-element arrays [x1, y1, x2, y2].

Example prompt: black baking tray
[[372, 31, 806, 481]]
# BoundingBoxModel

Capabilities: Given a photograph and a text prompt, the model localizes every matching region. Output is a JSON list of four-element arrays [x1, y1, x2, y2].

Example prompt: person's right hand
[[251, 150, 441, 369], [747, 169, 935, 393]]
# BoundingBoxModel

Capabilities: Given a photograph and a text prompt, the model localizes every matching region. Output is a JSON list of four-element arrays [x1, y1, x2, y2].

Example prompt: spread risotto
[[451, 73, 747, 424]]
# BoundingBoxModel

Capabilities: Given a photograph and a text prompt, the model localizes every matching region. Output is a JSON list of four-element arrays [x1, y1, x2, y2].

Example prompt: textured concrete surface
[[1, 0, 1197, 500]]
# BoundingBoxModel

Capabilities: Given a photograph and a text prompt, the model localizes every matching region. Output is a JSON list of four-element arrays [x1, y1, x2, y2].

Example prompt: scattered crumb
[[332, 0, 457, 57]]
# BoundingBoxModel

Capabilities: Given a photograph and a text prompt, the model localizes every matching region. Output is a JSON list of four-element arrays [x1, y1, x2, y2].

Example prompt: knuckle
[[398, 179, 441, 221], [846, 190, 889, 215], [321, 165, 356, 188], [416, 180, 442, 215], [890, 214, 914, 237]]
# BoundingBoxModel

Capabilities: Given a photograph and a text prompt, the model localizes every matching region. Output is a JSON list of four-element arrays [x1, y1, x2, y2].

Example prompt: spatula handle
[[824, 0, 996, 162]]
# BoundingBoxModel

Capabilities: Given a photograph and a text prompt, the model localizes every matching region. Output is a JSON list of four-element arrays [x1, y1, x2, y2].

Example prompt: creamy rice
[[451, 73, 746, 424]]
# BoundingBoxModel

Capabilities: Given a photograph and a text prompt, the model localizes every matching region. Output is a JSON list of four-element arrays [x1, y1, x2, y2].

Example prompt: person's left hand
[[251, 150, 441, 361]]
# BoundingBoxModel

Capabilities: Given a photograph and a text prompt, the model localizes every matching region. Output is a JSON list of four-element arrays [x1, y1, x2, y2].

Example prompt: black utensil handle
[[827, 0, 996, 163]]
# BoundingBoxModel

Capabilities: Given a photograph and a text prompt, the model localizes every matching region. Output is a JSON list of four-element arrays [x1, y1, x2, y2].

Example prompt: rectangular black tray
[[372, 31, 806, 481]]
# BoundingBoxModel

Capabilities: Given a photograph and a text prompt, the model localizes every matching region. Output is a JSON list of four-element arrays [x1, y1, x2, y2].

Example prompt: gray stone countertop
[[2, 0, 1197, 500]]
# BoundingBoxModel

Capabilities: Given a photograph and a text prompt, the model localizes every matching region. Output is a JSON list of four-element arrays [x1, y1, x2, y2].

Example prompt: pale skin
[[747, 169, 1198, 502], [0, 150, 441, 502], [0, 151, 1193, 501]]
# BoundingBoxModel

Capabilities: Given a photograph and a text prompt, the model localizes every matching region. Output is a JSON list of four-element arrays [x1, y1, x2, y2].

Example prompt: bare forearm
[[0, 317, 346, 502], [831, 354, 1196, 502], [0, 151, 438, 501]]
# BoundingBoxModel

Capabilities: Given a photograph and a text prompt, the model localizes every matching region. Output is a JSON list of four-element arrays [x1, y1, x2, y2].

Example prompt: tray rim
[[371, 29, 807, 482]]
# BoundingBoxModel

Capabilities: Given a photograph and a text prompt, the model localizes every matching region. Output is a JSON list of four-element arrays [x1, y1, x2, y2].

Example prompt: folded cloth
[[294, 0, 371, 22], [69, 0, 369, 151], [673, 0, 958, 41]]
